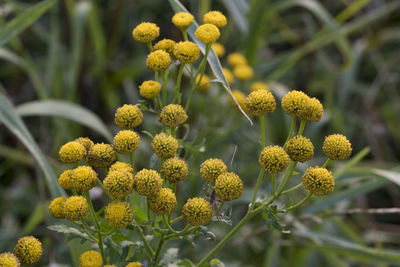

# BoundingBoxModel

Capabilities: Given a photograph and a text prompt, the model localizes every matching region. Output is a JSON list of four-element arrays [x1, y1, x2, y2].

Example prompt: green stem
[[322, 158, 331, 168], [146, 42, 153, 52], [281, 182, 303, 195], [84, 191, 106, 264], [283, 116, 296, 147], [276, 161, 298, 195], [103, 168, 108, 176], [286, 192, 313, 211], [260, 115, 265, 147], [182, 30, 188, 41], [154, 232, 166, 263], [147, 198, 151, 221], [165, 225, 194, 239], [162, 215, 178, 234], [170, 127, 176, 138], [217, 202, 225, 213], [171, 215, 183, 225], [161, 71, 168, 108], [272, 173, 276, 196], [130, 151, 135, 172], [298, 118, 307, 135], [155, 71, 159, 83], [250, 168, 265, 209], [175, 63, 185, 104], [133, 217, 155, 256]]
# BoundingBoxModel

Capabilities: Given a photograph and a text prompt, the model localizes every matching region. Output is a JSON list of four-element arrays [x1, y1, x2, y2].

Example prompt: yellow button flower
[[146, 50, 172, 72], [74, 137, 94, 153], [103, 170, 134, 199], [49, 196, 67, 219], [281, 90, 311, 118], [182, 198, 212, 226], [134, 169, 162, 197], [302, 167, 334, 196], [200, 158, 227, 184], [149, 188, 177, 215], [14, 236, 42, 265], [259, 146, 290, 173], [322, 134, 352, 160], [0, 252, 20, 267], [212, 43, 225, 58], [139, 80, 161, 99], [132, 22, 159, 43], [113, 130, 140, 154], [195, 23, 220, 44], [159, 104, 188, 127], [105, 201, 133, 228], [215, 172, 243, 201], [58, 169, 73, 190], [109, 161, 133, 174], [250, 81, 269, 92], [64, 196, 88, 221], [245, 90, 276, 116], [302, 97, 323, 122], [203, 11, 227, 28], [115, 104, 143, 129], [79, 250, 102, 267], [58, 141, 86, 164], [285, 135, 314, 162], [154, 39, 176, 57], [151, 133, 178, 159], [87, 143, 116, 168], [71, 166, 98, 192], [173, 41, 200, 64], [227, 52, 247, 67], [161, 157, 188, 183], [233, 64, 253, 81], [126, 263, 142, 267], [172, 12, 194, 29]]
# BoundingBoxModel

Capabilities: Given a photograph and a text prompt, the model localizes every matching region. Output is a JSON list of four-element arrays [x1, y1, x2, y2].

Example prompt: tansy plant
[[44, 9, 354, 267]]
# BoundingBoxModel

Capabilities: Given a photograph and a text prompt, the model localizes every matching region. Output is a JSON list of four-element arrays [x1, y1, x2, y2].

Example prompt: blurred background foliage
[[1, 0, 400, 266]]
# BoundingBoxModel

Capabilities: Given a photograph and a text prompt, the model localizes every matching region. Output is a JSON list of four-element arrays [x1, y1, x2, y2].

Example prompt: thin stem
[[272, 173, 276, 196], [260, 115, 265, 147], [182, 30, 188, 41], [175, 63, 185, 104], [298, 118, 307, 135], [171, 215, 183, 225], [281, 182, 303, 195], [283, 116, 296, 147], [84, 191, 106, 264], [170, 127, 176, 138], [103, 168, 108, 176], [133, 217, 155, 256], [165, 225, 194, 239], [147, 198, 151, 221], [322, 158, 331, 168], [286, 192, 313, 211], [146, 42, 153, 52], [276, 161, 298, 195], [161, 71, 168, 108], [130, 151, 135, 172], [155, 71, 159, 83], [217, 202, 225, 213], [154, 232, 166, 263], [250, 168, 265, 209], [162, 215, 178, 234]]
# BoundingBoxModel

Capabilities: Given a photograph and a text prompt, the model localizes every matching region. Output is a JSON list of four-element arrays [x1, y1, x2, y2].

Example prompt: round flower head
[[64, 196, 89, 221], [14, 236, 42, 265], [139, 80, 161, 99], [151, 133, 178, 159], [196, 74, 211, 93], [105, 201, 133, 228], [104, 265, 117, 267], [259, 146, 290, 173], [149, 188, 177, 215], [173, 41, 200, 64], [251, 81, 269, 92], [115, 104, 143, 130], [71, 166, 97, 192], [200, 158, 227, 184], [182, 198, 212, 226], [87, 143, 116, 168], [74, 137, 94, 153], [154, 39, 176, 57], [172, 12, 194, 29], [301, 97, 323, 122], [212, 42, 225, 58], [59, 141, 86, 164], [161, 157, 188, 183], [49, 196, 67, 219], [215, 172, 243, 201], [132, 22, 159, 43], [134, 169, 162, 196], [126, 263, 142, 267], [113, 130, 140, 154], [322, 134, 352, 160], [233, 64, 254, 81], [285, 135, 314, 162], [229, 90, 248, 113], [58, 169, 73, 190], [227, 53, 247, 67], [0, 252, 20, 267], [302, 167, 334, 196], [159, 104, 188, 127], [109, 161, 133, 174], [146, 50, 171, 72], [195, 23, 220, 44], [79, 250, 102, 267], [281, 90, 311, 118], [203, 11, 227, 28], [103, 170, 134, 199], [245, 90, 276, 116], [222, 68, 234, 84]]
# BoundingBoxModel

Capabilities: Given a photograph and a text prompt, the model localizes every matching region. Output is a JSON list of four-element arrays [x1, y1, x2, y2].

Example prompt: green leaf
[[210, 258, 226, 267], [48, 224, 90, 240], [16, 100, 113, 142], [370, 168, 400, 187], [0, 92, 65, 197], [0, 0, 57, 46], [168, 0, 252, 124]]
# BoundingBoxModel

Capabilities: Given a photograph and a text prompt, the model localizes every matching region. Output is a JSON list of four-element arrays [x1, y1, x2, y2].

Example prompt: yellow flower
[[103, 170, 134, 199], [139, 80, 161, 99], [126, 263, 142, 267], [203, 11, 227, 28], [79, 250, 102, 267], [0, 252, 20, 267], [134, 169, 162, 196], [182, 198, 212, 226], [302, 167, 334, 196], [149, 188, 177, 215], [159, 104, 188, 127], [200, 158, 227, 184], [146, 50, 172, 72], [71, 166, 98, 192], [281, 90, 311, 118], [196, 74, 212, 93], [215, 172, 243, 201], [64, 196, 89, 221], [109, 161, 133, 174], [227, 53, 247, 67], [173, 41, 200, 64], [322, 134, 352, 160], [14, 236, 42, 265], [104, 265, 117, 267], [259, 146, 290, 173], [49, 196, 67, 219], [245, 90, 276, 116], [229, 90, 248, 113], [301, 97, 323, 122], [233, 64, 253, 81], [154, 39, 176, 57], [113, 130, 140, 154], [212, 42, 225, 58], [151, 133, 178, 159], [115, 104, 143, 129], [74, 137, 94, 153], [172, 12, 194, 29], [195, 23, 220, 44], [161, 157, 188, 183], [222, 68, 234, 84], [285, 135, 314, 162], [250, 81, 269, 92], [132, 22, 159, 43], [58, 141, 86, 164], [105, 201, 133, 228], [58, 169, 73, 190], [87, 143, 116, 168]]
